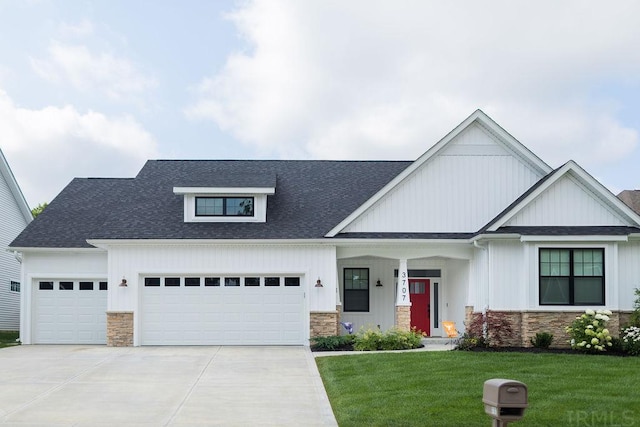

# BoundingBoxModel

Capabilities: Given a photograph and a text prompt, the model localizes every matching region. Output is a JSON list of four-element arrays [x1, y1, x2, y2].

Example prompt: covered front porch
[[335, 241, 475, 338]]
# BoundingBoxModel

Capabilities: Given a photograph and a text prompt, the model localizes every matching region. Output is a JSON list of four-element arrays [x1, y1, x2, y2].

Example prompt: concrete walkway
[[0, 345, 337, 426]]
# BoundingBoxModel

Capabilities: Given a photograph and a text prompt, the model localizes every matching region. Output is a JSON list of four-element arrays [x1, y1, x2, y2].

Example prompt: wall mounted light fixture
[[119, 278, 128, 287], [315, 278, 323, 287], [376, 279, 383, 287]]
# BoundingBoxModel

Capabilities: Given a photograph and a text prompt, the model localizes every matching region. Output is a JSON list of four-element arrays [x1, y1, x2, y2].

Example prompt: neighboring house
[[0, 149, 33, 331], [10, 110, 640, 347], [618, 190, 640, 215]]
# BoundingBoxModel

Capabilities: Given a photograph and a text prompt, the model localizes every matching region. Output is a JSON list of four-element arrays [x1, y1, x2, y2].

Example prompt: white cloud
[[58, 19, 94, 38], [31, 41, 157, 102], [186, 0, 640, 166], [0, 89, 157, 206]]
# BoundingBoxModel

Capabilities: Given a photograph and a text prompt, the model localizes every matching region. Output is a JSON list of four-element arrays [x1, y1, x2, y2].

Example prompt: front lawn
[[0, 331, 19, 348], [316, 351, 640, 426]]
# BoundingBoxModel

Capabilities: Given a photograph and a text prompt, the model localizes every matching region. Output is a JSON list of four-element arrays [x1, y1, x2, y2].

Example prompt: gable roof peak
[[325, 109, 552, 236], [0, 148, 32, 224], [485, 158, 640, 231]]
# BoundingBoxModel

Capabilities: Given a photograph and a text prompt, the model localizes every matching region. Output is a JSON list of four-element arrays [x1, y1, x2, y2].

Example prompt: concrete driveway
[[0, 345, 337, 426]]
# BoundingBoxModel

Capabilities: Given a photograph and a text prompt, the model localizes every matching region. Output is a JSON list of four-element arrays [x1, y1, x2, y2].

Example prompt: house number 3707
[[401, 272, 407, 301]]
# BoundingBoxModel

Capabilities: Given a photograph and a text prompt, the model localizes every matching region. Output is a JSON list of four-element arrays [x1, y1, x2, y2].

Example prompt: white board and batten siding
[[342, 124, 544, 233], [485, 240, 526, 310], [0, 167, 30, 330], [107, 243, 338, 345], [617, 242, 640, 310], [505, 174, 628, 227]]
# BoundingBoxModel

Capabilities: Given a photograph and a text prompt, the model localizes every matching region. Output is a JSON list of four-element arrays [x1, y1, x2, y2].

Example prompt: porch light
[[315, 278, 323, 287], [376, 279, 383, 287], [119, 278, 128, 287]]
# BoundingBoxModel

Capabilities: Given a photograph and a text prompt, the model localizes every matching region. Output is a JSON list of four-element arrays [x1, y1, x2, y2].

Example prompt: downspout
[[473, 240, 487, 251], [13, 251, 22, 263]]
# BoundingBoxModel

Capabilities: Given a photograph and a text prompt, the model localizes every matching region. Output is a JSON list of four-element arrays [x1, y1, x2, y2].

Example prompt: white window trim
[[532, 242, 613, 310], [174, 187, 274, 223], [181, 193, 269, 223]]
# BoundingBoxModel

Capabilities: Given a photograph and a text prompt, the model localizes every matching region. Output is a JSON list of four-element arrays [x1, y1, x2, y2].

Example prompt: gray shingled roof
[[12, 159, 640, 249], [618, 190, 640, 215], [11, 160, 412, 248]]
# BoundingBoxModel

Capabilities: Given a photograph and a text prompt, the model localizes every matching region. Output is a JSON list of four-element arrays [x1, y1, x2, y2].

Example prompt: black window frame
[[195, 197, 254, 217], [145, 277, 161, 287], [185, 277, 201, 287], [59, 281, 74, 290], [164, 277, 181, 287], [539, 248, 605, 306], [79, 281, 94, 290], [343, 268, 370, 312], [284, 277, 300, 287], [265, 277, 280, 287], [204, 277, 220, 287]]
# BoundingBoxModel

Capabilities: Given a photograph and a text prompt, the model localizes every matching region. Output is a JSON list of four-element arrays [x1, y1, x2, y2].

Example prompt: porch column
[[395, 259, 411, 331]]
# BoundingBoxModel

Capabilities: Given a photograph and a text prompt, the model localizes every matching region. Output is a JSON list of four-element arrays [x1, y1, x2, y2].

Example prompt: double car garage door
[[32, 275, 305, 345]]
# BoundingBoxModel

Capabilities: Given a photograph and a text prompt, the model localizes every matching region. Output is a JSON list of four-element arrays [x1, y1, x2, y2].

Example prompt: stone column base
[[395, 305, 411, 331], [310, 311, 338, 338], [107, 311, 133, 347]]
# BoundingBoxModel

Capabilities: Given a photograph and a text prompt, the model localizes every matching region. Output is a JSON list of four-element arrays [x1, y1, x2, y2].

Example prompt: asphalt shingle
[[11, 160, 412, 248]]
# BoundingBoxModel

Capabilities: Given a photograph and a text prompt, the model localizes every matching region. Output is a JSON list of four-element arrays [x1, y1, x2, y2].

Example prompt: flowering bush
[[622, 326, 640, 356], [565, 309, 613, 353]]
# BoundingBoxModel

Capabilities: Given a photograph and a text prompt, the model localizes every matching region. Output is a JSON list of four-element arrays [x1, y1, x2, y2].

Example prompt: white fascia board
[[520, 235, 629, 242], [0, 148, 33, 223], [7, 246, 105, 253], [473, 112, 551, 176], [325, 110, 552, 237], [471, 234, 522, 242], [87, 238, 473, 248], [173, 186, 275, 195]]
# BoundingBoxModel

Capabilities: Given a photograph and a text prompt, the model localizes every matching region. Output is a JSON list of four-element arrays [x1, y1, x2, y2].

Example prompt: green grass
[[316, 351, 640, 426], [0, 331, 20, 348]]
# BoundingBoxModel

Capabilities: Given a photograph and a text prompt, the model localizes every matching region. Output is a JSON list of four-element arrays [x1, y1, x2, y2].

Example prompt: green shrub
[[454, 332, 488, 351], [565, 309, 613, 353], [530, 332, 554, 349], [310, 334, 355, 351], [628, 288, 640, 327], [353, 327, 423, 351]]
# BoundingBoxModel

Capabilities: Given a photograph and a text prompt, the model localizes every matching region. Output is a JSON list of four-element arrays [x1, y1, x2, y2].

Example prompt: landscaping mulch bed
[[467, 346, 629, 356]]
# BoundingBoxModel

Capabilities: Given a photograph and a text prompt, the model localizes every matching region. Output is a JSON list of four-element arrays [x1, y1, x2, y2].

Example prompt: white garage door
[[33, 280, 107, 344], [141, 276, 305, 345]]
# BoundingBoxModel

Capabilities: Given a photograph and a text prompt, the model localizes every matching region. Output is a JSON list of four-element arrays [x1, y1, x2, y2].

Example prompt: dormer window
[[174, 178, 275, 223], [195, 197, 254, 217]]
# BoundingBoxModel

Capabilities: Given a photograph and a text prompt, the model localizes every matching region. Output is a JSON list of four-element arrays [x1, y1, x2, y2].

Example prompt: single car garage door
[[141, 275, 305, 345], [33, 280, 108, 344]]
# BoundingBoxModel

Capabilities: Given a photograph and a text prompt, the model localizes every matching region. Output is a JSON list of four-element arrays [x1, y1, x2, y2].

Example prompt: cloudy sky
[[1, 0, 640, 207]]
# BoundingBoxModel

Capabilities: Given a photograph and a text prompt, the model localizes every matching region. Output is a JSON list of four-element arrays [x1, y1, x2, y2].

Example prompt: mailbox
[[483, 379, 528, 425]]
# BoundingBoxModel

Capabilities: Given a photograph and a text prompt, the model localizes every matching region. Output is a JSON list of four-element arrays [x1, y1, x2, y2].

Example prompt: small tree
[[465, 310, 515, 347], [31, 202, 48, 218]]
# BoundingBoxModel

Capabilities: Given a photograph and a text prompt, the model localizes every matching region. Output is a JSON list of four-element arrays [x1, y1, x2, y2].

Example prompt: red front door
[[409, 279, 430, 336]]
